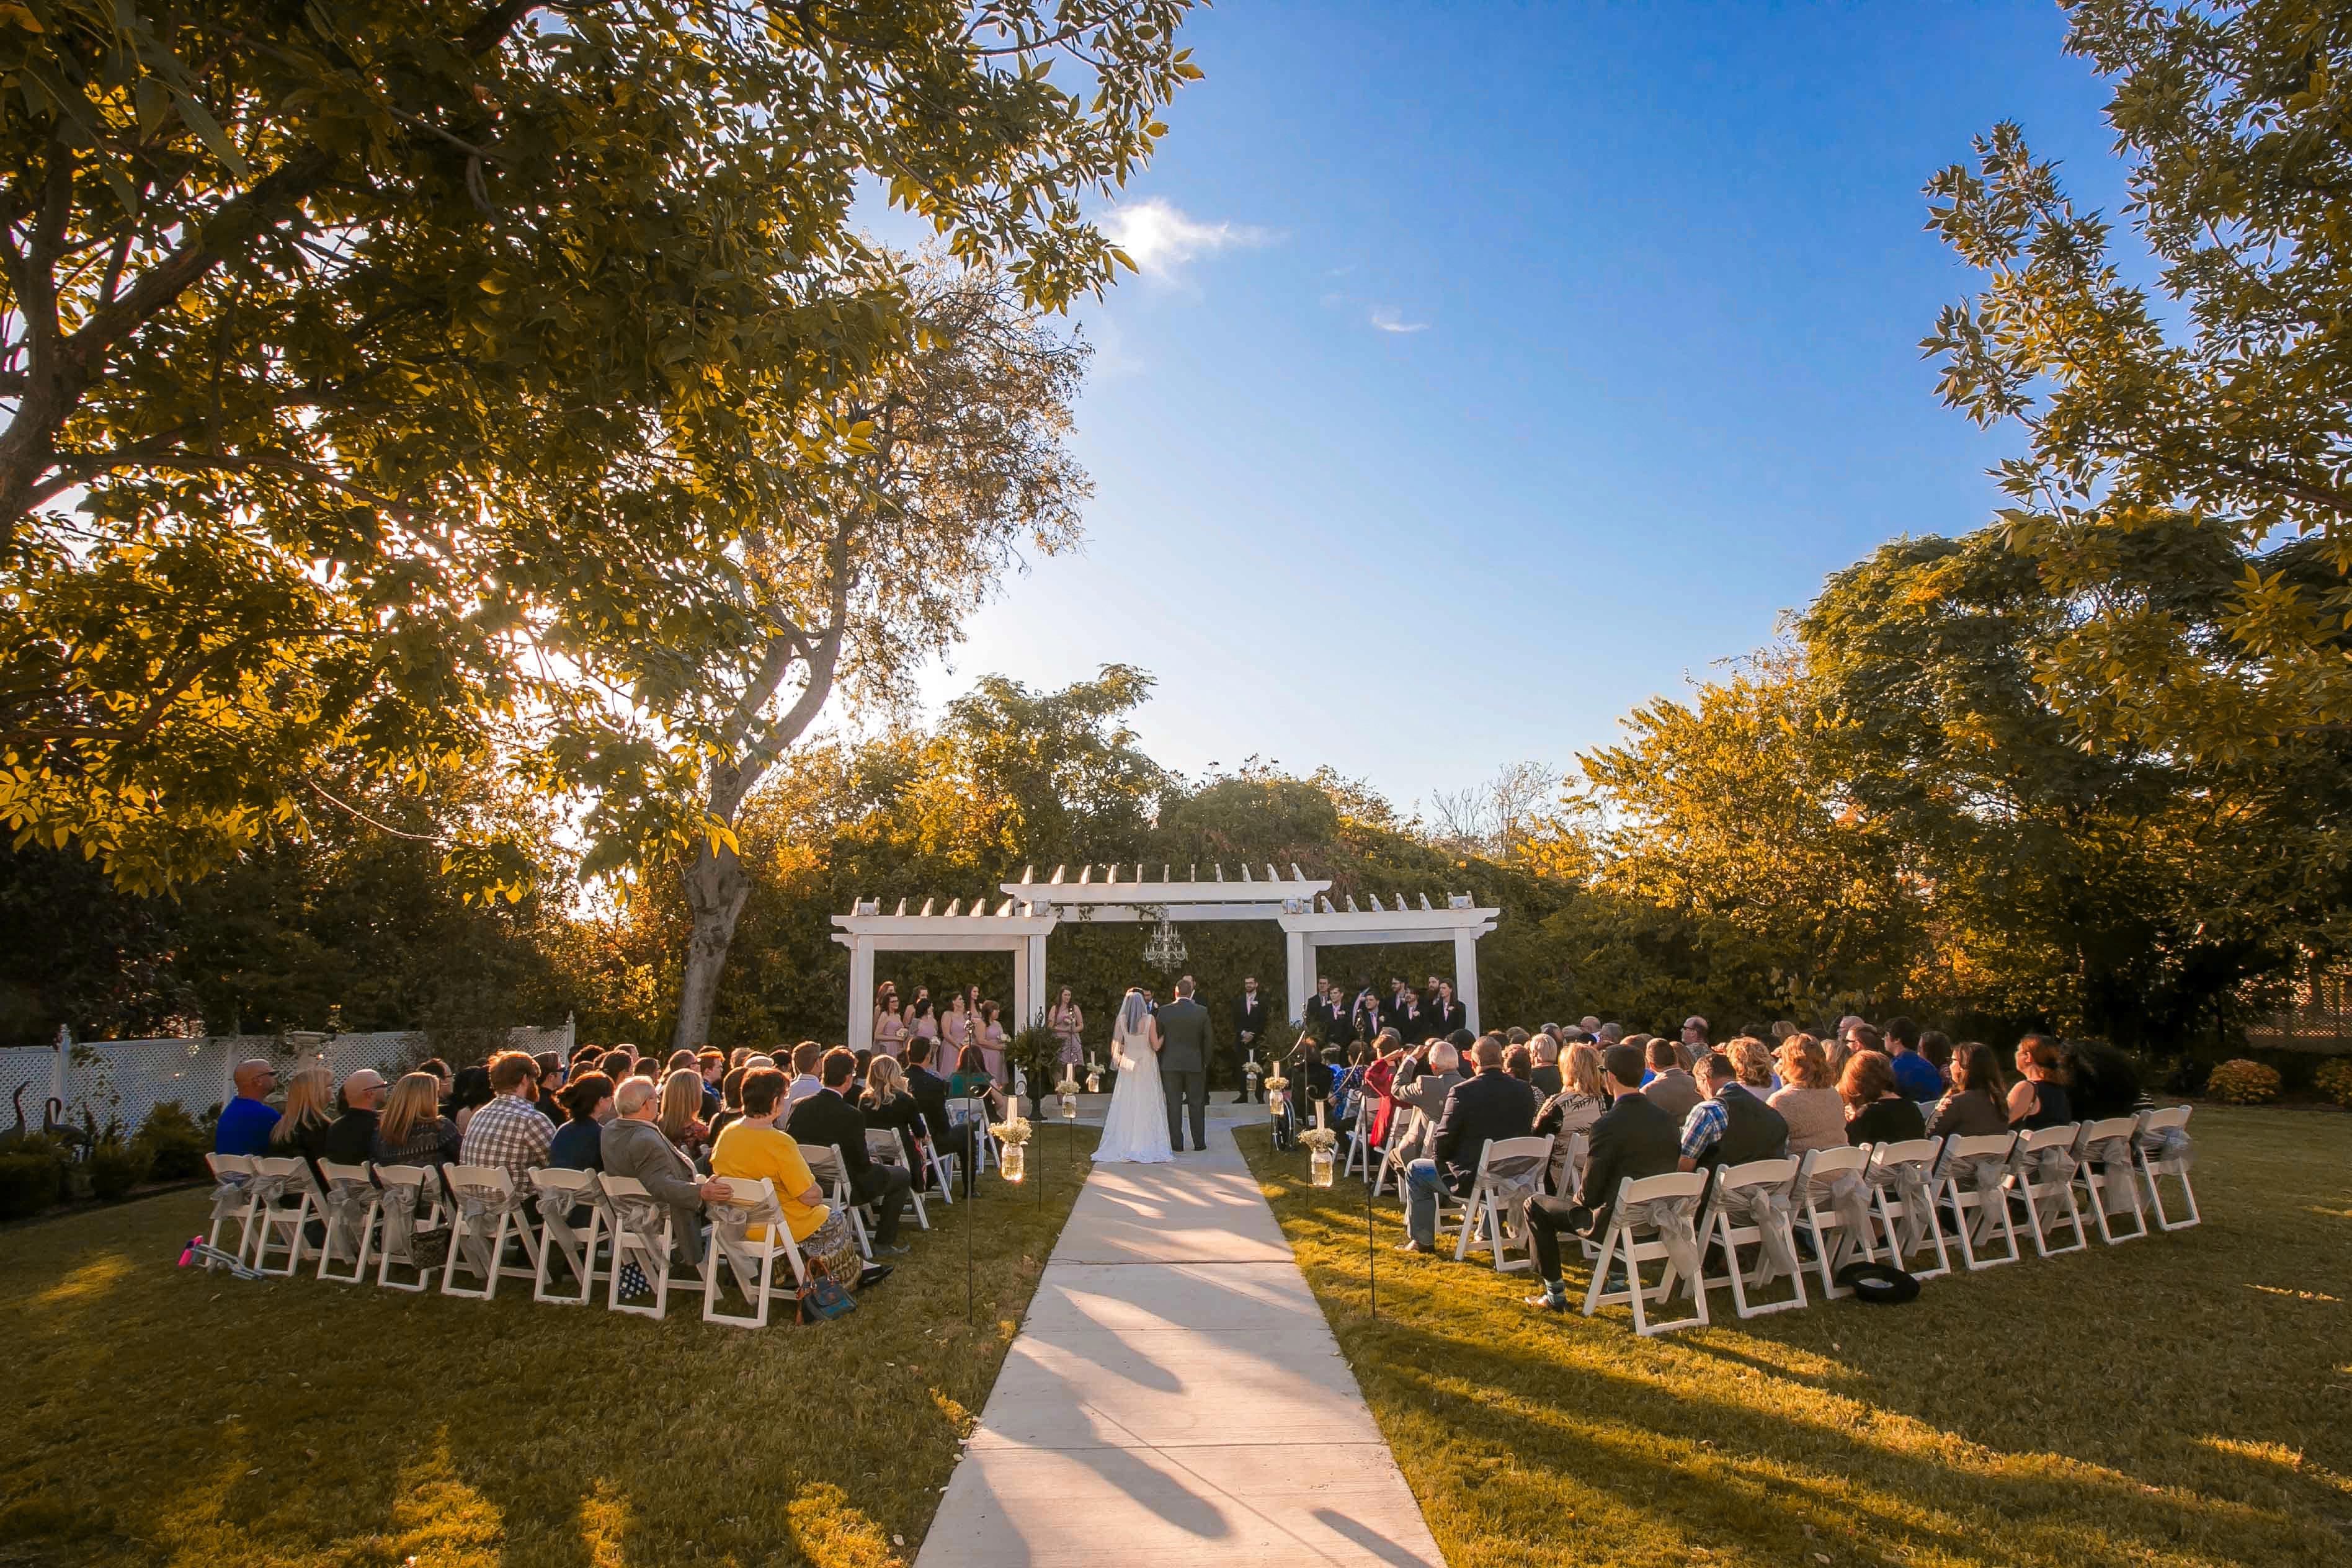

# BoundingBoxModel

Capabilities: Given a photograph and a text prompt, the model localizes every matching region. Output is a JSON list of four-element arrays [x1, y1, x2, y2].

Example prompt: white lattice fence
[[1, 1045, 63, 1131]]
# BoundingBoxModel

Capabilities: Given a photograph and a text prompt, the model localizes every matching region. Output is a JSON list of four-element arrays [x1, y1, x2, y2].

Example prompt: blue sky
[[901, 1, 2129, 816]]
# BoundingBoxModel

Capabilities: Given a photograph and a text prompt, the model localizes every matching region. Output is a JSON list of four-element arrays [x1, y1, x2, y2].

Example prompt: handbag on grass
[[797, 1257, 858, 1324]]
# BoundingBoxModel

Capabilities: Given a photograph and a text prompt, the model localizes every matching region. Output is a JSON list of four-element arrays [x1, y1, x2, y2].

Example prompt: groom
[[1156, 975, 1213, 1153]]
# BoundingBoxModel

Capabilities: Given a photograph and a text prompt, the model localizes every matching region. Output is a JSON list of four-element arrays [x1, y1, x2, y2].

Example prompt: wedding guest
[[948, 1045, 1005, 1116], [1362, 1031, 1405, 1151], [788, 1048, 912, 1257], [1641, 1039, 1703, 1123], [2008, 1034, 2073, 1129], [658, 1067, 710, 1162], [708, 1066, 750, 1142], [861, 1054, 926, 1169], [1768, 1035, 1846, 1156], [1918, 1029, 1954, 1088], [323, 1068, 388, 1164], [978, 1000, 1007, 1084], [461, 1051, 555, 1185], [270, 1063, 336, 1164], [1840, 1050, 1927, 1146], [1675, 1051, 1789, 1172], [1401, 1036, 1536, 1255], [372, 1071, 460, 1167], [1533, 1041, 1608, 1193], [602, 1077, 731, 1264], [1928, 1043, 2011, 1139], [415, 1056, 455, 1113], [698, 1049, 726, 1118], [1883, 1017, 1944, 1102], [1523, 1044, 1680, 1312], [1502, 1042, 1534, 1083], [548, 1071, 615, 1171], [1388, 1041, 1462, 1167], [448, 1064, 494, 1136], [710, 1068, 835, 1255], [534, 1051, 565, 1095], [1530, 1036, 1565, 1098], [2057, 1038, 2145, 1120], [1726, 1036, 1780, 1095], [904, 1038, 971, 1193], [213, 1059, 281, 1156], [1680, 1015, 1711, 1056], [786, 1041, 826, 1107]]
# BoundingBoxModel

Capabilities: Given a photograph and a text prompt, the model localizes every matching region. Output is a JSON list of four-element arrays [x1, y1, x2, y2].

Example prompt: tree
[[669, 259, 1094, 1048], [0, 1, 1201, 893], [1923, 2, 2352, 761]]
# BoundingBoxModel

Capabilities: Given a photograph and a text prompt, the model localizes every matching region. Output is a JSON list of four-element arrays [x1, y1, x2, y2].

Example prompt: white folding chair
[[371, 1164, 448, 1291], [702, 1175, 809, 1329], [1343, 1122, 1373, 1181], [599, 1173, 687, 1319], [1582, 1171, 1711, 1335], [1373, 1112, 1420, 1200], [915, 1111, 958, 1206], [1933, 1133, 2021, 1270], [1551, 1128, 1591, 1200], [1692, 1156, 1809, 1319], [1451, 1136, 1551, 1272], [313, 1159, 383, 1285], [953, 1095, 997, 1180], [202, 1153, 261, 1267], [1863, 1137, 1951, 1280], [2072, 1116, 2149, 1244], [811, 1144, 874, 1260], [1793, 1145, 1879, 1299], [529, 1168, 610, 1304], [2008, 1124, 2089, 1258], [439, 1164, 542, 1300], [2135, 1107, 2201, 1230], [243, 1156, 321, 1276], [872, 1128, 933, 1231]]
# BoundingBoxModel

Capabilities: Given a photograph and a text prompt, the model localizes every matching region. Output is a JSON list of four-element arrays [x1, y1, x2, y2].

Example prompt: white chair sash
[[1869, 1162, 1936, 1253], [2137, 1125, 2194, 1170], [2028, 1144, 2078, 1188], [1619, 1193, 1704, 1284], [1481, 1151, 1549, 1243], [243, 1167, 306, 1209], [208, 1174, 252, 1235], [319, 1178, 378, 1258], [1817, 1170, 1876, 1265], [1957, 1155, 2010, 1247], [2083, 1135, 2136, 1216], [447, 1178, 530, 1278], [1721, 1183, 1801, 1286], [378, 1182, 422, 1260]]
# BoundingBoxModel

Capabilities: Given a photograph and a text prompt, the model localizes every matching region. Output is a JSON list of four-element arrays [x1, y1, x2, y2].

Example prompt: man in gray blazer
[[1640, 1037, 1703, 1125], [1155, 976, 1214, 1152], [1392, 1040, 1465, 1165], [601, 1077, 732, 1263]]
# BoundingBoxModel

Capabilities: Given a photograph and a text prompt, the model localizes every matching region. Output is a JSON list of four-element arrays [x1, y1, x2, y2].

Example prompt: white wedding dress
[[1094, 1017, 1173, 1163]]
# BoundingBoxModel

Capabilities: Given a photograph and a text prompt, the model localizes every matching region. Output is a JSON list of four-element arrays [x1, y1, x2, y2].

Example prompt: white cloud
[[1102, 197, 1270, 280], [1370, 306, 1429, 334]]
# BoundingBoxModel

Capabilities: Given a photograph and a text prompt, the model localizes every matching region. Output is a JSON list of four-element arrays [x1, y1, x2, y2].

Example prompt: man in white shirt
[[784, 1040, 825, 1106]]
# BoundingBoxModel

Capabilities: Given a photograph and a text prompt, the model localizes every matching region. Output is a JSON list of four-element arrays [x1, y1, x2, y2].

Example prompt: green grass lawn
[[0, 1125, 1091, 1568], [1239, 1108, 2352, 1568]]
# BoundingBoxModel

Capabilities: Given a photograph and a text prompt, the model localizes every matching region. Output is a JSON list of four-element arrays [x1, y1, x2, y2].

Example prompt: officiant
[[1227, 977, 1268, 1103]]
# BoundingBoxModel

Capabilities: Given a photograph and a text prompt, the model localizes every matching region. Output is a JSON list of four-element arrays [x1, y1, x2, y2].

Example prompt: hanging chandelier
[[1143, 917, 1188, 972]]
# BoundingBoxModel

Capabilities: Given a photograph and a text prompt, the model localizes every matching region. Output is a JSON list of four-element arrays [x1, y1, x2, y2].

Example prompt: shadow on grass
[[1241, 1109, 2352, 1568], [0, 1125, 1093, 1568]]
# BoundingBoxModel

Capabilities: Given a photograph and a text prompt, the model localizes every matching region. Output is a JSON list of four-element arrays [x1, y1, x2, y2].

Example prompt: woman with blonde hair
[[1534, 1041, 1608, 1193], [270, 1062, 334, 1156], [1726, 1036, 1778, 1092], [657, 1067, 710, 1160], [372, 1071, 460, 1165], [860, 1053, 925, 1167], [1768, 1035, 1846, 1156]]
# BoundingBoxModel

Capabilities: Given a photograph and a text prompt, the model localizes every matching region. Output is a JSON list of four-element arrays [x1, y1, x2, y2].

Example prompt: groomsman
[[1430, 978, 1467, 1038], [1304, 976, 1335, 1038], [1394, 985, 1427, 1045], [1230, 978, 1268, 1103]]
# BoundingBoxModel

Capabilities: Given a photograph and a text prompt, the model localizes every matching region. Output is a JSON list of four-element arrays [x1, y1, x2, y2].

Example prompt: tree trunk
[[673, 837, 754, 1051]]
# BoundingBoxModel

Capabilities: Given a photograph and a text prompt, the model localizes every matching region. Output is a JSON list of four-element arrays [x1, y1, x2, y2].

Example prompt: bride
[[1094, 987, 1172, 1163]]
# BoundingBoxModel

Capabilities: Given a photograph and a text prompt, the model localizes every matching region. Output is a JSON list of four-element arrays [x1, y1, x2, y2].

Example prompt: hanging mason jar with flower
[[1301, 1125, 1339, 1187], [1057, 1072, 1080, 1120], [991, 1113, 1033, 1183]]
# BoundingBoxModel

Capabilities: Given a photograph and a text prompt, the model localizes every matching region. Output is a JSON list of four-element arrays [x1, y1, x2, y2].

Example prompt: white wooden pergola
[[831, 863, 1502, 1051]]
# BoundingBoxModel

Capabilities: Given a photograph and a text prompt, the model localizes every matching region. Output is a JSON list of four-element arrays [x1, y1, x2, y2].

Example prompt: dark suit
[[1429, 1067, 1541, 1192], [1155, 996, 1213, 1151], [788, 1087, 912, 1245], [1430, 997, 1467, 1038], [1229, 991, 1269, 1100], [1525, 1091, 1683, 1285], [905, 1064, 974, 1195]]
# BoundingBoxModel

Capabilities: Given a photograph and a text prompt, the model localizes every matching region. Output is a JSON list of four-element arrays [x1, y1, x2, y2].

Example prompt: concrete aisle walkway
[[915, 1104, 1445, 1568]]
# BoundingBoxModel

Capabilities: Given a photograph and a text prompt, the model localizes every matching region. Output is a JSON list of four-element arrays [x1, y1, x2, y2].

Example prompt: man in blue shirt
[[1883, 1017, 1946, 1102], [212, 1059, 280, 1156]]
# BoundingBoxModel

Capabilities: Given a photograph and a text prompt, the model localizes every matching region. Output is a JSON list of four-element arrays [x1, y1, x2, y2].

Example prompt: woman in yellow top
[[710, 1066, 831, 1245]]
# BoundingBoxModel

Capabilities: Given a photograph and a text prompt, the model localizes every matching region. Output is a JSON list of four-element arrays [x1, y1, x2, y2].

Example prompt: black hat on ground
[[1833, 1260, 1921, 1305]]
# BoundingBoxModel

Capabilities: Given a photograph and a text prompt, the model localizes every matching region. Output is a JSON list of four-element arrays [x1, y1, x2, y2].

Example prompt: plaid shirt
[[1678, 1095, 1729, 1162], [460, 1092, 553, 1183]]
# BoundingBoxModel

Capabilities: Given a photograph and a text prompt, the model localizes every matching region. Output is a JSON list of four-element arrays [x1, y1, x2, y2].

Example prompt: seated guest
[[1918, 1030, 1954, 1088], [448, 1064, 494, 1136], [1676, 1051, 1789, 1171], [710, 1067, 841, 1257], [1840, 1049, 1927, 1146], [708, 1066, 749, 1143], [658, 1067, 710, 1162], [270, 1063, 336, 1164], [1928, 1043, 2011, 1139], [372, 1071, 460, 1166], [1727, 1036, 1780, 1095], [1523, 1044, 1681, 1312], [1534, 1040, 1608, 1192], [1502, 1043, 1534, 1084], [1390, 1040, 1463, 1165], [785, 1041, 826, 1107], [415, 1056, 455, 1114], [947, 1045, 1005, 1114], [598, 1048, 635, 1080], [2008, 1033, 2072, 1129], [860, 1054, 925, 1167], [904, 1038, 974, 1193], [548, 1071, 615, 1170], [1641, 1038, 1702, 1123], [788, 1048, 914, 1257], [1402, 1035, 1539, 1255], [602, 1077, 732, 1263], [322, 1068, 388, 1164], [1530, 1036, 1565, 1098], [533, 1051, 564, 1096], [214, 1059, 282, 1156], [1768, 1035, 1846, 1156], [698, 1049, 726, 1118], [458, 1051, 555, 1185], [1883, 1016, 1946, 1103]]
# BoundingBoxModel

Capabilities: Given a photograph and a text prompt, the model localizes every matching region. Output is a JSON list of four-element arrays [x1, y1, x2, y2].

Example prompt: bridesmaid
[[1048, 986, 1085, 1071], [941, 994, 973, 1072], [910, 996, 940, 1059], [874, 994, 908, 1059], [979, 1000, 1008, 1084]]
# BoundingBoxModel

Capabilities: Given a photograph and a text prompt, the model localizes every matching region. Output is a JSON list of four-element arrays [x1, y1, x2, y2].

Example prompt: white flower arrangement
[[1298, 1126, 1339, 1152], [989, 1115, 1035, 1146]]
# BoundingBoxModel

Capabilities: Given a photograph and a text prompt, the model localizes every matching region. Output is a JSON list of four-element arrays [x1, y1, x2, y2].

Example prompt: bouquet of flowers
[[989, 1114, 1035, 1146], [1297, 1125, 1339, 1153]]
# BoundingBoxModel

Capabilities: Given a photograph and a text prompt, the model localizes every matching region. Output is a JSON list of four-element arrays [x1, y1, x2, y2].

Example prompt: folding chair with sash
[[1863, 1137, 1950, 1281], [243, 1155, 322, 1276], [914, 1111, 958, 1206], [2134, 1107, 2201, 1231], [1372, 1112, 1420, 1200], [2008, 1124, 2089, 1258], [952, 1095, 997, 1183], [806, 1144, 874, 1260], [1793, 1145, 1879, 1299], [1933, 1133, 2021, 1270], [702, 1175, 809, 1329], [1692, 1156, 1809, 1319], [1343, 1122, 1373, 1182], [370, 1164, 448, 1290], [2071, 1115, 2149, 1244], [1549, 1128, 1591, 1202], [313, 1159, 383, 1284], [1583, 1170, 1711, 1335], [202, 1153, 261, 1268], [868, 1128, 931, 1232], [599, 1173, 688, 1319], [1451, 1136, 1552, 1272], [528, 1167, 609, 1305], [439, 1163, 542, 1300]]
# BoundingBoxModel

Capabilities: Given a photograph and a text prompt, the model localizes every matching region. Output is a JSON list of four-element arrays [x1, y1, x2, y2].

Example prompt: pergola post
[[847, 937, 876, 1053], [1011, 933, 1036, 1035], [1284, 925, 1311, 1026], [1025, 934, 1049, 1030], [1453, 929, 1481, 1038]]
